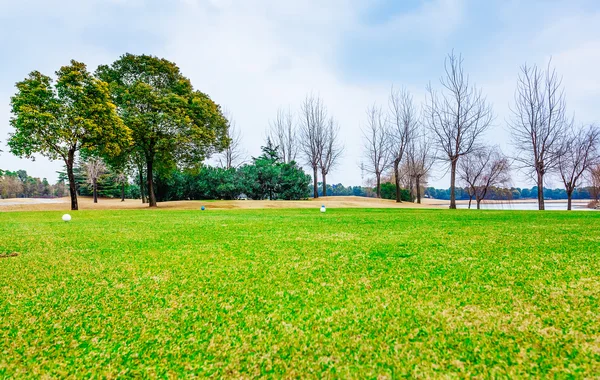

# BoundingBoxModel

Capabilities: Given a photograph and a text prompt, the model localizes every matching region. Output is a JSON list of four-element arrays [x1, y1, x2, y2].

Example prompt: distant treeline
[[319, 183, 595, 201], [0, 169, 64, 199], [0, 168, 137, 200], [4, 166, 594, 203], [424, 186, 596, 201], [317, 182, 411, 201]]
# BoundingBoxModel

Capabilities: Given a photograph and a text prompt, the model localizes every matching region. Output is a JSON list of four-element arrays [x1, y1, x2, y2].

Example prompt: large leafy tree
[[97, 54, 229, 207], [8, 60, 130, 210]]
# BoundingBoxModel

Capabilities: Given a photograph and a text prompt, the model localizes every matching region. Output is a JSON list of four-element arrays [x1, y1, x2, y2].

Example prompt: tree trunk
[[376, 174, 381, 198], [567, 189, 573, 211], [416, 175, 421, 204], [449, 157, 458, 209], [477, 198, 481, 209], [66, 150, 78, 211], [146, 159, 157, 207], [93, 178, 98, 203], [121, 182, 125, 202], [394, 160, 401, 203], [468, 196, 473, 209], [312, 166, 319, 198], [321, 170, 327, 197], [139, 169, 146, 203], [537, 171, 545, 210]]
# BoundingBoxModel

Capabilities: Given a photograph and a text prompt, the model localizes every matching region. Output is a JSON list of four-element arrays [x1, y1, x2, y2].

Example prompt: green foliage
[[96, 54, 230, 205], [239, 140, 310, 200], [0, 209, 599, 377], [318, 183, 370, 197], [379, 182, 411, 201], [8, 60, 132, 209], [154, 163, 310, 202], [9, 61, 130, 161], [153, 140, 310, 202]]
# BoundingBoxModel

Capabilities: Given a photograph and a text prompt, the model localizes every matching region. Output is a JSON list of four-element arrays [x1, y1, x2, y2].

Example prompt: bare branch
[[458, 146, 511, 209], [424, 51, 494, 208], [388, 86, 419, 202], [406, 131, 435, 203], [557, 124, 600, 209], [298, 94, 327, 198], [218, 114, 246, 169], [508, 59, 569, 210], [362, 104, 392, 198], [269, 107, 298, 164]]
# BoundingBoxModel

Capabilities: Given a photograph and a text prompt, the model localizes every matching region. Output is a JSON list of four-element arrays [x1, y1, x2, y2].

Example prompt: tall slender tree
[[407, 133, 435, 204], [115, 171, 128, 202], [269, 108, 298, 164], [557, 124, 600, 210], [219, 114, 245, 169], [362, 104, 391, 198], [9, 60, 131, 210], [319, 118, 343, 197], [298, 94, 326, 198], [591, 164, 600, 202], [424, 52, 494, 209], [97, 54, 229, 207], [82, 157, 107, 204], [508, 60, 568, 210], [388, 87, 418, 203]]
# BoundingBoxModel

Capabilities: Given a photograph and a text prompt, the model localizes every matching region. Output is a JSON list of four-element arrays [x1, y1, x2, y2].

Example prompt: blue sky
[[1, 0, 599, 188]]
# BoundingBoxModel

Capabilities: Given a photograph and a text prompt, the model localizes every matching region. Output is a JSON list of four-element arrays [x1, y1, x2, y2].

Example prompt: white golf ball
[[62, 214, 72, 222], [320, 205, 326, 213]]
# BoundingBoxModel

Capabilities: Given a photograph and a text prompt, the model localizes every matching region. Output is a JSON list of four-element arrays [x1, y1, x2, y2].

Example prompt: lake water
[[455, 201, 595, 211]]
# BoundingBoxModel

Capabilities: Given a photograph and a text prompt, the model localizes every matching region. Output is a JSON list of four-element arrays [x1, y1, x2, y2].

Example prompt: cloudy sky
[[1, 0, 599, 188]]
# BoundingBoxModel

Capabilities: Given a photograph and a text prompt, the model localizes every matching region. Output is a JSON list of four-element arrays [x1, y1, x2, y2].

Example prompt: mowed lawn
[[0, 208, 599, 378]]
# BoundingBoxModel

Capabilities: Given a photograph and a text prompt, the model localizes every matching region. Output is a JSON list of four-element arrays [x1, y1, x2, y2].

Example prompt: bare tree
[[407, 133, 435, 204], [557, 124, 600, 210], [219, 115, 245, 169], [83, 157, 107, 204], [115, 171, 128, 202], [458, 147, 511, 209], [388, 87, 419, 203], [424, 52, 494, 209], [362, 104, 391, 198], [299, 94, 327, 198], [0, 176, 23, 199], [508, 60, 568, 210], [319, 118, 343, 196], [269, 108, 298, 164], [590, 164, 600, 202], [458, 152, 479, 208]]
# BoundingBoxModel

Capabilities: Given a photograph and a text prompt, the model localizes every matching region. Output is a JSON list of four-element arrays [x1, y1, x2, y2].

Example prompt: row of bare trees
[[267, 95, 344, 198], [509, 61, 600, 210], [359, 51, 599, 210], [212, 52, 597, 210], [361, 86, 435, 203], [360, 53, 497, 207]]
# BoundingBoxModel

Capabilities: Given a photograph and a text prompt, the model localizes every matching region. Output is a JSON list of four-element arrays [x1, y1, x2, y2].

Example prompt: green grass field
[[1, 208, 599, 377]]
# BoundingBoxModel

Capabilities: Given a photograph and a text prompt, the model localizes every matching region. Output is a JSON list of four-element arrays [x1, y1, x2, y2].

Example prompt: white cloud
[[357, 0, 466, 43]]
